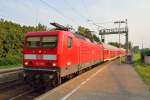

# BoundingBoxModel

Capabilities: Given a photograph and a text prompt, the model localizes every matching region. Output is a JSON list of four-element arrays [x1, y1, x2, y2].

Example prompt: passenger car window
[[67, 37, 72, 48]]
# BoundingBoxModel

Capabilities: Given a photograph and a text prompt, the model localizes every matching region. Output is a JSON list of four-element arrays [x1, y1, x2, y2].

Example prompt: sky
[[0, 0, 150, 48]]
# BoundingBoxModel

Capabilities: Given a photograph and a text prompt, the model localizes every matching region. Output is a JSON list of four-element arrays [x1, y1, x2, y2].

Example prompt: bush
[[0, 19, 46, 67], [141, 48, 150, 56], [140, 48, 150, 62], [0, 56, 22, 66]]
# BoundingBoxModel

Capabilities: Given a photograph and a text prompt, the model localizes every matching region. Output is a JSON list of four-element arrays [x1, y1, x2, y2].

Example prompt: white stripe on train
[[24, 54, 57, 60]]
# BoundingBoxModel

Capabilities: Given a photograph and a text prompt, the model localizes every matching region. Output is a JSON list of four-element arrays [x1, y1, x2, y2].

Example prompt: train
[[22, 23, 126, 88]]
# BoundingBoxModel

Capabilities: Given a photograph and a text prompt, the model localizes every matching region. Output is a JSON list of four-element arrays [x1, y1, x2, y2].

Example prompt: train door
[[78, 44, 81, 72], [66, 36, 73, 66], [102, 44, 105, 61]]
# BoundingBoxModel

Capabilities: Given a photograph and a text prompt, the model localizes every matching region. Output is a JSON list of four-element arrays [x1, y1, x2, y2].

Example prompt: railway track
[[0, 80, 54, 100], [0, 68, 49, 100], [15, 64, 104, 100], [0, 68, 22, 74], [0, 68, 23, 84], [7, 77, 71, 100], [0, 69, 53, 100], [9, 88, 46, 100], [0, 80, 31, 100], [0, 62, 107, 100]]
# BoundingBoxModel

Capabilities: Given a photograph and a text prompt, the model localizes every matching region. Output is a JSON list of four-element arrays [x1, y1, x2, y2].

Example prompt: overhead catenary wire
[[80, 0, 108, 32], [96, 21, 114, 24], [39, 0, 109, 35], [63, 0, 89, 22], [63, 0, 99, 32], [81, 0, 116, 28], [40, 0, 105, 33], [81, 0, 102, 30], [63, 0, 102, 34], [19, 1, 39, 26], [81, 0, 92, 21], [39, 0, 78, 25], [1, 1, 40, 27]]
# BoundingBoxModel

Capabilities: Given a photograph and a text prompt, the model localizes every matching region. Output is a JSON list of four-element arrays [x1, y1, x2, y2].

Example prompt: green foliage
[[77, 26, 100, 42], [132, 46, 139, 53], [133, 53, 150, 87], [141, 48, 150, 56], [0, 18, 46, 66], [108, 42, 120, 48], [108, 41, 132, 49], [0, 64, 21, 69], [93, 34, 100, 42], [36, 23, 47, 31], [140, 48, 150, 62], [135, 63, 150, 87]]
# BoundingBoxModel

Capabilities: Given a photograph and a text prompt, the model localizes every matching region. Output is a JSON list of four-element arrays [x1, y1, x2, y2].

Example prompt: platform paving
[[36, 60, 150, 100]]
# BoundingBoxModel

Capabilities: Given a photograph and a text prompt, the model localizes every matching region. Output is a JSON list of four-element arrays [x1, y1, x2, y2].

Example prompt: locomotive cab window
[[26, 36, 57, 48], [67, 37, 72, 48], [26, 37, 41, 48], [42, 36, 57, 48]]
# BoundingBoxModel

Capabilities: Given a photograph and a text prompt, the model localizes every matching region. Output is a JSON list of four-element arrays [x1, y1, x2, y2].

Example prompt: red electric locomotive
[[22, 23, 125, 87]]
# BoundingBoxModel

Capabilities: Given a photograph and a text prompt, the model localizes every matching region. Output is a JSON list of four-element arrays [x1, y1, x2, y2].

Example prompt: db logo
[[36, 55, 43, 60]]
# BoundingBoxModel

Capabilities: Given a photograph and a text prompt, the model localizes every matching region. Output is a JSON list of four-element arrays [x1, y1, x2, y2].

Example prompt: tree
[[132, 46, 139, 53], [93, 34, 100, 42], [108, 41, 132, 49], [36, 23, 47, 31], [108, 42, 120, 48], [77, 26, 100, 42], [0, 19, 47, 66]]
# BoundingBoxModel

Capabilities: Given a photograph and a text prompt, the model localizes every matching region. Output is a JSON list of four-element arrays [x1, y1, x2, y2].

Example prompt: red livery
[[23, 24, 126, 87]]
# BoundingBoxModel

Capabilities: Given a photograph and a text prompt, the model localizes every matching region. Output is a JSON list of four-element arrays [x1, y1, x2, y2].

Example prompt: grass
[[0, 63, 22, 69], [133, 53, 150, 87]]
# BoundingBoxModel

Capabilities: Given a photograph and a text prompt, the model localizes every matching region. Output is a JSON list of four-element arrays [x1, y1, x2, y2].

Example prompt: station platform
[[36, 60, 150, 100]]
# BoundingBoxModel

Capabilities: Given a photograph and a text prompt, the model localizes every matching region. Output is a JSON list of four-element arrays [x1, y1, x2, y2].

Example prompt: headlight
[[52, 62, 57, 67], [49, 75, 54, 79], [24, 61, 29, 66]]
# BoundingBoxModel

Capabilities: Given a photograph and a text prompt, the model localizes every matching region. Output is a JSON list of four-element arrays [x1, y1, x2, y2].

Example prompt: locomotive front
[[23, 31, 61, 87]]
